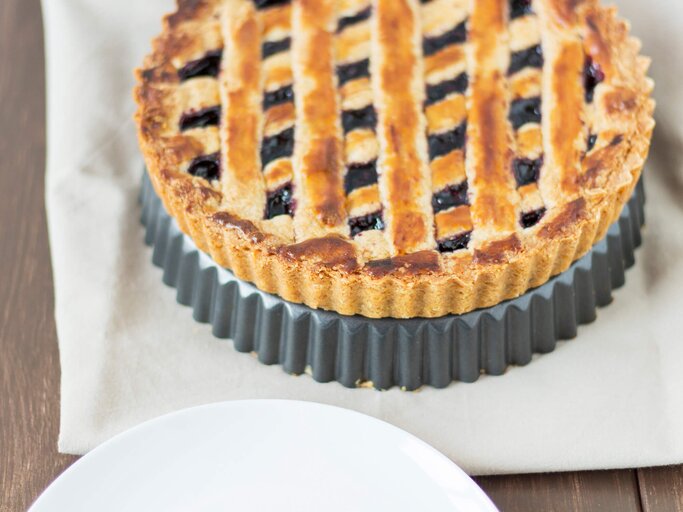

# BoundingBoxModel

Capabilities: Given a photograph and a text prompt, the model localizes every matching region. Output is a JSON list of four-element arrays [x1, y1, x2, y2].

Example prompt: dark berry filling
[[422, 20, 467, 57], [428, 122, 467, 160], [177, 49, 222, 81], [432, 181, 469, 213], [587, 133, 597, 151], [344, 160, 378, 194], [252, 0, 290, 9], [263, 84, 294, 110], [509, 96, 541, 130], [337, 6, 372, 33], [510, 0, 533, 19], [349, 210, 384, 236], [265, 182, 295, 219], [262, 37, 291, 59], [520, 207, 546, 228], [508, 44, 543, 75], [342, 105, 377, 133], [260, 126, 295, 167], [583, 56, 605, 103], [179, 105, 220, 132], [425, 73, 468, 106], [437, 231, 471, 252], [188, 152, 220, 181], [337, 58, 370, 86], [512, 156, 543, 187]]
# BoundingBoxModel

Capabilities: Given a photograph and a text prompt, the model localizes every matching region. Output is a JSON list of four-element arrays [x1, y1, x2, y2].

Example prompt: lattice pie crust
[[136, 0, 654, 318]]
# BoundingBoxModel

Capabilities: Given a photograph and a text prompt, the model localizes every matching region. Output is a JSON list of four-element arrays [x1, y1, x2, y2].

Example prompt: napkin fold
[[44, 0, 683, 474]]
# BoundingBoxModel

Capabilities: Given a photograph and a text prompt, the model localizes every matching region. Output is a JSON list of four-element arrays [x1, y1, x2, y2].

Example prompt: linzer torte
[[135, 0, 654, 318]]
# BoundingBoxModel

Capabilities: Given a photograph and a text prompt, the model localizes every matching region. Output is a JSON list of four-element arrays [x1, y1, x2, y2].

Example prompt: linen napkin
[[44, 0, 683, 475]]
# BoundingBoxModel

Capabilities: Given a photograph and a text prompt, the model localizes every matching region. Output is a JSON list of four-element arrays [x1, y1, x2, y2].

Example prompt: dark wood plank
[[638, 466, 683, 512], [475, 470, 642, 512], [0, 0, 78, 511]]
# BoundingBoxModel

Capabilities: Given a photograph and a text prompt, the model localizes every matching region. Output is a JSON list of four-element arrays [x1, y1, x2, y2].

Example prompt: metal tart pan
[[140, 173, 645, 390]]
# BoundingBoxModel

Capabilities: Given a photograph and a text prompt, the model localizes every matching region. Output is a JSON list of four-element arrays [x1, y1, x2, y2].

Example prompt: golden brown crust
[[373, 0, 434, 255], [135, 0, 654, 318], [365, 251, 440, 278], [474, 235, 522, 265], [219, 0, 265, 220], [278, 235, 359, 272], [466, 0, 518, 242], [291, 0, 348, 238]]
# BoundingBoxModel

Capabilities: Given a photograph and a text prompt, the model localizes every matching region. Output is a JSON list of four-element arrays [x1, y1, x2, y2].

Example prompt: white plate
[[31, 400, 497, 512]]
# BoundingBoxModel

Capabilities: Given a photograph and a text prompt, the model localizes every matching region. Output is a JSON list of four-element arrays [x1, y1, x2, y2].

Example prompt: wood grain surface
[[0, 1, 681, 511]]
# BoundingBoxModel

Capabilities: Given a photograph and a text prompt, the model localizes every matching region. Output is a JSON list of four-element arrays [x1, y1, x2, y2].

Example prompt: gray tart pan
[[140, 173, 645, 390]]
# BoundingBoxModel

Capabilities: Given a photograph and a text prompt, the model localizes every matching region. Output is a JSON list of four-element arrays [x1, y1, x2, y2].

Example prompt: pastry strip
[[290, 0, 349, 238], [536, 0, 585, 206], [372, 0, 435, 255], [218, 0, 266, 220], [465, 0, 519, 244]]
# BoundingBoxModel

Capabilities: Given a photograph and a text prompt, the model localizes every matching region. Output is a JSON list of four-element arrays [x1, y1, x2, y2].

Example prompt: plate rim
[[31, 399, 498, 512]]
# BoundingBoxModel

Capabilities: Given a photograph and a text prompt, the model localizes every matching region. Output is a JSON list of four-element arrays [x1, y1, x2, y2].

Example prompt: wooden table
[[1, 1, 681, 511]]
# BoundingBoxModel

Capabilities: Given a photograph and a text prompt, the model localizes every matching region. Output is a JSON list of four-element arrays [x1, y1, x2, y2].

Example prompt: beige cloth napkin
[[44, 0, 683, 474]]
